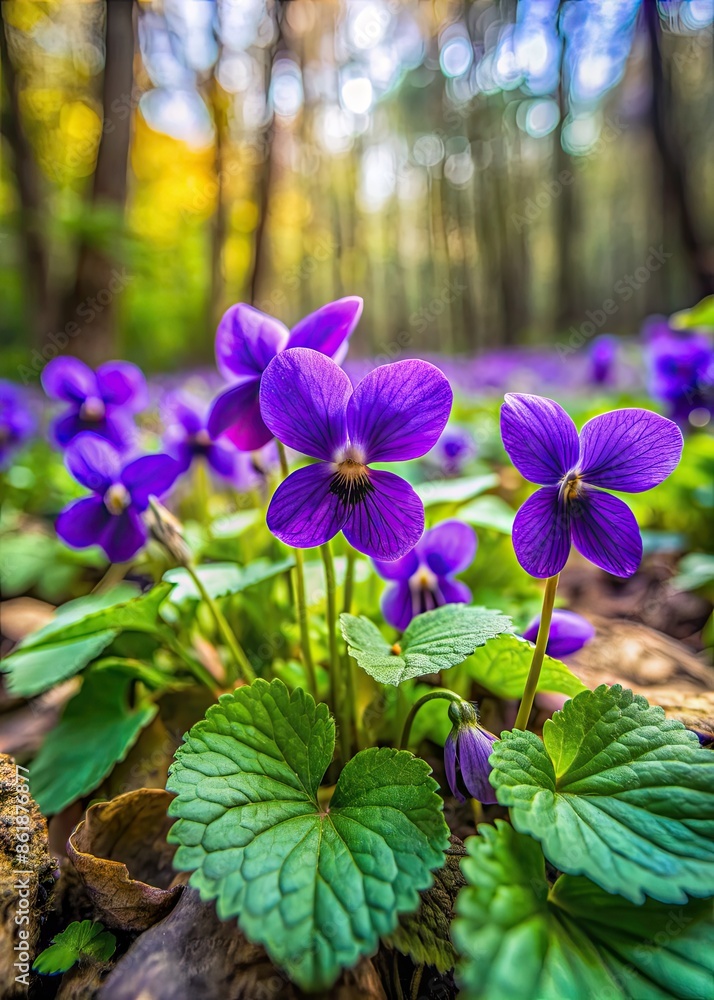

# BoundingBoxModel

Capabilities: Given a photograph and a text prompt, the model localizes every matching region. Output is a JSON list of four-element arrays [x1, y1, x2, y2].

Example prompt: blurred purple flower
[[444, 700, 498, 804], [589, 334, 618, 385], [41, 356, 147, 450], [374, 520, 476, 631], [644, 323, 714, 426], [208, 297, 363, 452], [0, 380, 36, 468], [501, 393, 683, 579], [428, 424, 477, 476], [522, 608, 595, 658], [163, 393, 242, 482], [56, 433, 178, 562], [261, 349, 452, 560]]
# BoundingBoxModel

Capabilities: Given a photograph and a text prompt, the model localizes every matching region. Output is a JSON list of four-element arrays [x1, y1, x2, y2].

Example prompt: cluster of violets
[[2, 296, 691, 802]]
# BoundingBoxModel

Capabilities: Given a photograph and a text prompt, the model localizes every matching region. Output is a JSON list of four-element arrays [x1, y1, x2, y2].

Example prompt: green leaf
[[33, 920, 116, 975], [459, 494, 515, 534], [453, 821, 714, 1000], [670, 294, 714, 331], [340, 604, 512, 685], [670, 552, 714, 592], [385, 837, 465, 973], [167, 678, 449, 992], [416, 474, 499, 507], [31, 669, 157, 814], [490, 684, 714, 904], [466, 634, 586, 699], [163, 558, 293, 603], [2, 584, 171, 697]]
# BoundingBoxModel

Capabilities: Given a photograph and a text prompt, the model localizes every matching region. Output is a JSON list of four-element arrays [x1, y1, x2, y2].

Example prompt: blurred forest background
[[1, 0, 713, 377]]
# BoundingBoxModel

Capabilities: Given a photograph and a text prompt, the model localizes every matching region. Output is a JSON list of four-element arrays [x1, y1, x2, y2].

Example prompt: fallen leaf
[[67, 789, 181, 932]]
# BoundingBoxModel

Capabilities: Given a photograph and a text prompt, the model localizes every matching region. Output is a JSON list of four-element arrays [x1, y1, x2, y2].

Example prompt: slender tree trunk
[[63, 0, 135, 363], [645, 0, 714, 298], [0, 13, 53, 347]]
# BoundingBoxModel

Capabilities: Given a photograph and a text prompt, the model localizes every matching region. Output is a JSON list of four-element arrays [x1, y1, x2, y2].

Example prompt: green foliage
[[415, 474, 499, 506], [2, 584, 171, 697], [670, 552, 714, 593], [490, 685, 714, 904], [453, 821, 714, 1000], [31, 669, 157, 814], [167, 678, 449, 991], [340, 605, 512, 685], [163, 558, 294, 603], [465, 633, 586, 699], [33, 920, 116, 975], [459, 494, 515, 533]]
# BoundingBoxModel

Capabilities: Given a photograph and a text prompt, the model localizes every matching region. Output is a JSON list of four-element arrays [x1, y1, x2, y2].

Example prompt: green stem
[[321, 541, 350, 762], [514, 574, 559, 731], [185, 563, 256, 684], [92, 561, 131, 594], [398, 688, 463, 751], [341, 546, 358, 751], [161, 632, 217, 690], [276, 441, 316, 695]]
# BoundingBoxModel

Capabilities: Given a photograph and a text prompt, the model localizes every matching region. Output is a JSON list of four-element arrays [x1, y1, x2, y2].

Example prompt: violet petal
[[512, 486, 571, 578], [266, 463, 348, 549], [342, 469, 424, 561], [420, 520, 477, 577], [215, 303, 289, 381], [65, 433, 121, 493], [381, 580, 415, 631], [578, 408, 683, 493], [570, 487, 643, 578], [287, 296, 363, 358], [501, 393, 579, 486], [56, 496, 112, 550], [207, 378, 272, 452]]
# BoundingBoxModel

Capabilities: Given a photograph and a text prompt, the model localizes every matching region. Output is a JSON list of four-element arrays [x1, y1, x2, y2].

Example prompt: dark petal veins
[[381, 581, 414, 631], [500, 393, 579, 486], [512, 486, 571, 578], [346, 359, 452, 462], [578, 408, 683, 493], [266, 463, 348, 548], [286, 296, 363, 358], [215, 303, 289, 381], [444, 734, 464, 802], [458, 727, 498, 804], [343, 469, 424, 561], [570, 487, 643, 578], [260, 349, 350, 461]]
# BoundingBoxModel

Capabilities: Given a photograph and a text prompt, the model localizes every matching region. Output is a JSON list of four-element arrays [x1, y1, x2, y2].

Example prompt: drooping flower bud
[[147, 496, 192, 567], [444, 700, 498, 804]]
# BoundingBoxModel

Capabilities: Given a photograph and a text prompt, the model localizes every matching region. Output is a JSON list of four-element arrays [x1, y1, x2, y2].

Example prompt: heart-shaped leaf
[[340, 605, 512, 686], [3, 584, 171, 697], [489, 684, 714, 904], [453, 821, 714, 1000], [466, 633, 586, 699], [166, 678, 449, 992], [31, 669, 157, 814]]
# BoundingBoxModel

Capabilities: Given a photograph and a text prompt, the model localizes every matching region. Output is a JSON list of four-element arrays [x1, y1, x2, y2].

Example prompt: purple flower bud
[[522, 609, 595, 658], [444, 700, 498, 804]]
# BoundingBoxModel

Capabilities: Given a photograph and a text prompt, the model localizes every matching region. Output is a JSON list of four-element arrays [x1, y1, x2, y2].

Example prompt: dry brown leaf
[[67, 788, 181, 932]]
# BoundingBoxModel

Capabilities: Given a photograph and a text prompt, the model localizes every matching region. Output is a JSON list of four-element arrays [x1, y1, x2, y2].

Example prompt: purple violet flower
[[207, 297, 363, 452], [260, 349, 453, 560], [522, 608, 595, 658], [589, 334, 618, 386], [501, 393, 683, 579], [41, 356, 147, 450], [0, 380, 36, 469], [644, 324, 714, 426], [374, 520, 476, 630], [56, 433, 179, 562], [163, 392, 242, 482], [428, 424, 477, 477], [444, 700, 498, 804]]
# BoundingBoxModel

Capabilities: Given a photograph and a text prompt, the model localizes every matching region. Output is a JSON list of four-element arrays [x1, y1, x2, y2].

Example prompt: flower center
[[560, 471, 584, 502], [409, 566, 442, 615], [104, 483, 131, 515], [80, 396, 106, 422], [191, 429, 211, 453], [329, 458, 374, 508]]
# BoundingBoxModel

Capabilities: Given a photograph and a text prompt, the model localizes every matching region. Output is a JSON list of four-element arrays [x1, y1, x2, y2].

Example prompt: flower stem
[[184, 563, 256, 684], [321, 541, 350, 762], [514, 573, 559, 731], [398, 688, 463, 751], [92, 561, 131, 594], [341, 546, 358, 751], [276, 441, 316, 695]]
